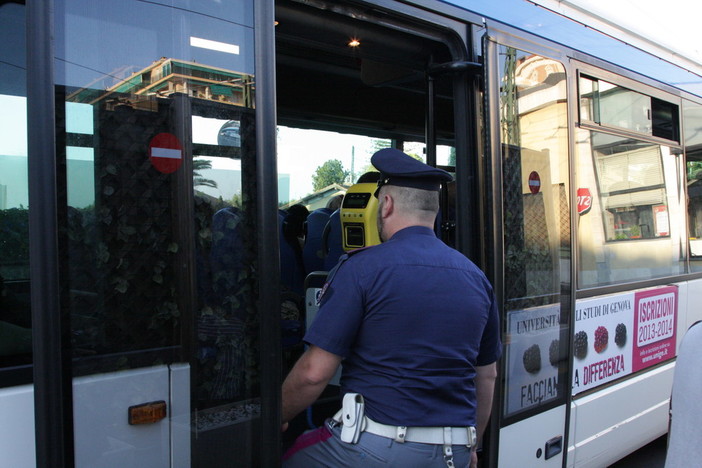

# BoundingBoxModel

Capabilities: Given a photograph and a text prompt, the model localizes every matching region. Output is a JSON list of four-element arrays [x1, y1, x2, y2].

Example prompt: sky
[[455, 0, 702, 94], [533, 0, 702, 72]]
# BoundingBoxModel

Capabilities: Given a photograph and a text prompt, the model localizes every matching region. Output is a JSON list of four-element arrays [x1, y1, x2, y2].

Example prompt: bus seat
[[323, 209, 344, 271], [303, 207, 333, 273], [279, 207, 308, 297]]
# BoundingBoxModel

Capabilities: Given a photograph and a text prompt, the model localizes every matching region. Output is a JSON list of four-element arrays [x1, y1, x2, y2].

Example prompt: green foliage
[[688, 161, 702, 182], [312, 159, 349, 191], [0, 208, 29, 267], [227, 193, 243, 208], [629, 224, 641, 237], [193, 158, 218, 189]]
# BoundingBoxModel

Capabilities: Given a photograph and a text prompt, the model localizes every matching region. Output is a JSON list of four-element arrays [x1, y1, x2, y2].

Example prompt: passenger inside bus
[[280, 204, 309, 297], [303, 195, 343, 274], [280, 204, 310, 352], [199, 205, 250, 401]]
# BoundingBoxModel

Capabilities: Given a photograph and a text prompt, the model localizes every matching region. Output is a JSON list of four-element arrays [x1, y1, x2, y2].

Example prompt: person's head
[[326, 194, 344, 211], [283, 204, 309, 247], [370, 148, 453, 241]]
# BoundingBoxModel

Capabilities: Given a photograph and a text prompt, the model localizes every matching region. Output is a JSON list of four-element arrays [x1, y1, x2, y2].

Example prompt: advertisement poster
[[505, 304, 561, 416], [572, 286, 677, 395], [632, 286, 677, 372]]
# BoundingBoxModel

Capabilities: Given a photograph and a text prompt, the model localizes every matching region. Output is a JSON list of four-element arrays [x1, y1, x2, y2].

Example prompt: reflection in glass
[[577, 129, 684, 287], [56, 0, 259, 465], [579, 75, 679, 142], [498, 47, 570, 418], [0, 3, 32, 367], [592, 134, 669, 241], [580, 75, 652, 135], [684, 100, 702, 268]]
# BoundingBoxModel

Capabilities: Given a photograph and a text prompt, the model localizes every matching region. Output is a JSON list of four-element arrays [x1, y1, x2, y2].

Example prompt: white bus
[[1, 0, 701, 466]]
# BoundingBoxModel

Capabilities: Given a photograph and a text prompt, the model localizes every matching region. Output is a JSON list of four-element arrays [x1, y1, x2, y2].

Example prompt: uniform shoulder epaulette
[[347, 245, 374, 256], [317, 245, 376, 305], [328, 245, 374, 279]]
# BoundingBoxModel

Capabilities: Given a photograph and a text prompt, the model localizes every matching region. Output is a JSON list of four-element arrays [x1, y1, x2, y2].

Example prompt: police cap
[[371, 148, 453, 197]]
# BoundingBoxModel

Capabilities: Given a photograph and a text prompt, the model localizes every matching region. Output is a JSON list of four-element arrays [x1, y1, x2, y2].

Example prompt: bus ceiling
[[274, 0, 462, 141]]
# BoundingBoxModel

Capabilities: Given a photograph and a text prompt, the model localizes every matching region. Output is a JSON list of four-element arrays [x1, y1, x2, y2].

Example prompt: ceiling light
[[348, 38, 361, 47]]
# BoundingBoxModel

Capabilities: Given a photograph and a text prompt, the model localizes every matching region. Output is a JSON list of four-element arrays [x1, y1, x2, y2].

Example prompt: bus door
[[59, 88, 258, 468], [50, 2, 263, 467], [483, 36, 573, 467]]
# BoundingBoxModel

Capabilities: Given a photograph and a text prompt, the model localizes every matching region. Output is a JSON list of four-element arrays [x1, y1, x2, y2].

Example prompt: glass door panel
[[54, 1, 259, 466], [492, 43, 571, 467]]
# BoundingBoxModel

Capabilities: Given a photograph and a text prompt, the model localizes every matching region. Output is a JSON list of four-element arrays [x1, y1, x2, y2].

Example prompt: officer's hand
[[470, 450, 478, 468], [282, 422, 289, 432]]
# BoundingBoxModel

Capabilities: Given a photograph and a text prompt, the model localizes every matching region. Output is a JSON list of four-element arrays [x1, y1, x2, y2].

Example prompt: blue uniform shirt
[[304, 226, 501, 427]]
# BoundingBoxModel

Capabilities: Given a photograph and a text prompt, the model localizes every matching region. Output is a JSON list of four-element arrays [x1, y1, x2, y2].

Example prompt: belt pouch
[[340, 393, 365, 444]]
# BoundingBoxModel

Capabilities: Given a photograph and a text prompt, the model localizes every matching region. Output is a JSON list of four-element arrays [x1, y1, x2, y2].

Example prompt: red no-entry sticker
[[149, 133, 183, 174], [528, 171, 540, 194]]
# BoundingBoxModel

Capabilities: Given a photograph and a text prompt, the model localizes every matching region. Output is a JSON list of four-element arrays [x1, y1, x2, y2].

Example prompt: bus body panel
[[568, 363, 673, 467], [73, 365, 190, 468], [0, 366, 189, 468], [0, 384, 36, 468], [498, 405, 566, 467], [567, 280, 693, 466]]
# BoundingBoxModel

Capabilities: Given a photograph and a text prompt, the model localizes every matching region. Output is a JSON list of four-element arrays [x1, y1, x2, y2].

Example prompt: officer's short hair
[[384, 185, 439, 215]]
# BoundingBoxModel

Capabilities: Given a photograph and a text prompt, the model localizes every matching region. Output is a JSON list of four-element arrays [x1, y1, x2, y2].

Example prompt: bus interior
[[273, 0, 468, 445]]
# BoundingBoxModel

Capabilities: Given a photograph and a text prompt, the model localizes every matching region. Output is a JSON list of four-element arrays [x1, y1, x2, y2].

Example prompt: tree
[[312, 159, 349, 191], [193, 159, 217, 189], [689, 161, 702, 180]]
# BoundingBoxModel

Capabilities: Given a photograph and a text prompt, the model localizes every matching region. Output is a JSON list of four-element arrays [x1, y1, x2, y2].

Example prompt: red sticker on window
[[577, 188, 592, 215]]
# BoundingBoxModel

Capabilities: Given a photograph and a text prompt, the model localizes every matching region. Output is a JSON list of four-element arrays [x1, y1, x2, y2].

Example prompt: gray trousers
[[283, 419, 471, 468]]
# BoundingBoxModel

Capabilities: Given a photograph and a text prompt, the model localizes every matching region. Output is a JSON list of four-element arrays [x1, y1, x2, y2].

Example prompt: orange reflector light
[[128, 400, 167, 425]]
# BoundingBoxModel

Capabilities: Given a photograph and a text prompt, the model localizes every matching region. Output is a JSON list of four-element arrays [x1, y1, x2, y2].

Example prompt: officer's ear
[[379, 192, 394, 219]]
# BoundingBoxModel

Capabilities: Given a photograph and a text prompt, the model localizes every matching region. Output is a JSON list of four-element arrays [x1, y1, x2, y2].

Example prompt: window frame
[[577, 70, 682, 147]]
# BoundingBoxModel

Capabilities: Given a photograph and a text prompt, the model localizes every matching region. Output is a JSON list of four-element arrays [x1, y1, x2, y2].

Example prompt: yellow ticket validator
[[340, 183, 381, 250]]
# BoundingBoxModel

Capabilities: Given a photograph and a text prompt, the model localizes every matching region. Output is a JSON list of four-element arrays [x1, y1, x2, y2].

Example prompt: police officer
[[282, 148, 501, 468]]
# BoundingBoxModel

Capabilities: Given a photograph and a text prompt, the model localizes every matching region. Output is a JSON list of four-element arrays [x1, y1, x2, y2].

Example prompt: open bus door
[[482, 34, 573, 467]]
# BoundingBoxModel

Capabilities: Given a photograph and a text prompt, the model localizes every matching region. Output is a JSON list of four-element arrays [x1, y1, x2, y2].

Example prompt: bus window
[[579, 75, 680, 142], [684, 99, 702, 269], [497, 46, 571, 419], [0, 2, 32, 369], [593, 134, 669, 241], [576, 129, 684, 287]]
